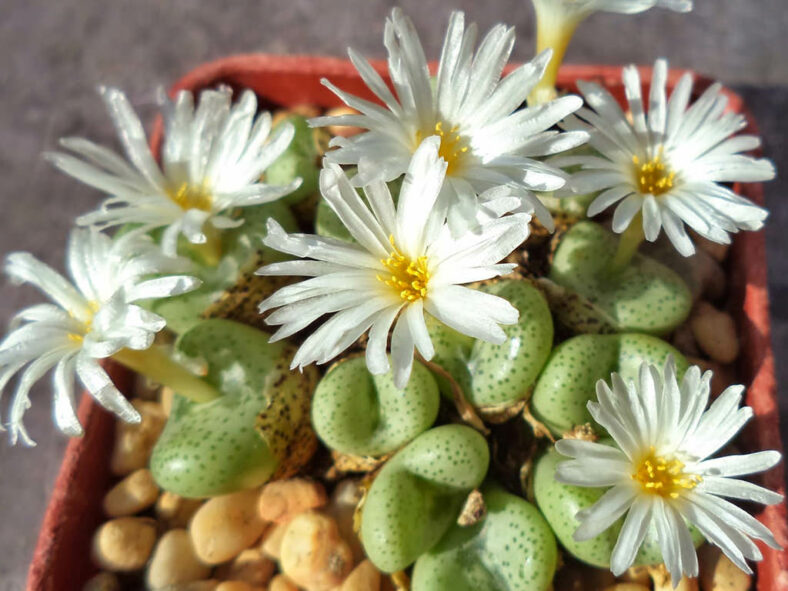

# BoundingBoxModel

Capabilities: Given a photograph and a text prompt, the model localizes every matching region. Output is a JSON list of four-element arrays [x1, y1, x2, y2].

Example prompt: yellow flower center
[[167, 182, 213, 211], [632, 150, 676, 196], [415, 121, 470, 175], [632, 447, 701, 499], [378, 237, 430, 302], [67, 300, 100, 343]]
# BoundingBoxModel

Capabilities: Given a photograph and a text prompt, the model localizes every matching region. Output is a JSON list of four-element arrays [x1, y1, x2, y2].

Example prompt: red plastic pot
[[25, 55, 788, 591]]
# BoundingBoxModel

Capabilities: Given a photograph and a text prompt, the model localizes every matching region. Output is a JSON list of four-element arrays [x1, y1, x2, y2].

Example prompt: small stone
[[672, 323, 700, 357], [690, 302, 740, 364], [215, 548, 275, 587], [324, 480, 364, 562], [699, 545, 751, 591], [215, 583, 260, 591], [334, 560, 381, 591], [147, 529, 211, 589], [619, 565, 651, 586], [258, 478, 327, 524], [691, 231, 730, 262], [268, 575, 299, 591], [325, 106, 363, 138], [158, 582, 219, 591], [260, 522, 289, 561], [156, 491, 204, 529], [694, 250, 726, 301], [649, 565, 699, 591], [456, 489, 487, 527], [92, 517, 157, 572], [604, 585, 650, 591], [110, 399, 166, 476], [82, 571, 120, 591], [190, 489, 267, 565], [280, 512, 354, 591], [103, 469, 159, 517]]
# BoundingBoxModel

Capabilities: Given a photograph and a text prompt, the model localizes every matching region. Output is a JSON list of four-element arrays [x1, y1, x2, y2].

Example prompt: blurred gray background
[[0, 1, 786, 588]]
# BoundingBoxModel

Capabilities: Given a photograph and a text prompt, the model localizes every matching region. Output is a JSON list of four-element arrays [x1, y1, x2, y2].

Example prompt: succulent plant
[[530, 333, 687, 437], [534, 448, 703, 568], [311, 356, 440, 457], [150, 202, 297, 334], [150, 319, 318, 498], [428, 279, 554, 409], [412, 485, 557, 591], [550, 222, 691, 335], [265, 114, 321, 204], [360, 424, 490, 573]]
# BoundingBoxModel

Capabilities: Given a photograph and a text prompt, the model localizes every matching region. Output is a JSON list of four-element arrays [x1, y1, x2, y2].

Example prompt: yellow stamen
[[378, 236, 431, 302], [632, 149, 676, 196], [67, 300, 100, 343], [414, 121, 470, 175], [632, 447, 701, 499], [167, 182, 213, 212]]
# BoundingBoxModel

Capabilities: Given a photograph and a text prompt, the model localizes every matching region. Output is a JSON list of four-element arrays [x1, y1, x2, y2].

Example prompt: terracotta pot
[[25, 55, 788, 591]]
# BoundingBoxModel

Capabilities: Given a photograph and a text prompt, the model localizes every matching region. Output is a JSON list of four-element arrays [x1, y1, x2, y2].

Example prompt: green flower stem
[[608, 213, 646, 276], [528, 9, 580, 106], [191, 223, 223, 267], [112, 345, 221, 403]]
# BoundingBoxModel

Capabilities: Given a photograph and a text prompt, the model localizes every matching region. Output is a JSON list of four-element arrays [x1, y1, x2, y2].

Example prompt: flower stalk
[[190, 223, 223, 267], [112, 346, 221, 404], [607, 212, 645, 275], [528, 7, 579, 106]]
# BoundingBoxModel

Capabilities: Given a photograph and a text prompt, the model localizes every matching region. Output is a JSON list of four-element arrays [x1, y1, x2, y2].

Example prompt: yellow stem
[[528, 9, 581, 106], [608, 213, 646, 275], [112, 346, 220, 404]]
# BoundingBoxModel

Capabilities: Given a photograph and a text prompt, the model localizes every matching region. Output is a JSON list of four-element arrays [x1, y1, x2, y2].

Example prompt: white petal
[[390, 313, 415, 389], [610, 497, 653, 576]]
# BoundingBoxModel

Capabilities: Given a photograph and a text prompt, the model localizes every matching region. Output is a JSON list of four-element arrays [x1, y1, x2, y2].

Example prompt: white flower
[[257, 138, 530, 388], [0, 229, 201, 445], [532, 0, 692, 27], [555, 59, 775, 256], [555, 357, 783, 586], [46, 86, 300, 256], [310, 8, 588, 236]]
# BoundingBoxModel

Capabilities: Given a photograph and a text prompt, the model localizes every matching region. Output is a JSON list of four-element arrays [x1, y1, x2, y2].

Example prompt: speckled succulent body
[[360, 424, 490, 573], [412, 485, 557, 591], [311, 356, 440, 457], [150, 319, 317, 498], [150, 202, 297, 334], [531, 333, 687, 437], [428, 280, 554, 408], [550, 222, 691, 335], [534, 449, 703, 568]]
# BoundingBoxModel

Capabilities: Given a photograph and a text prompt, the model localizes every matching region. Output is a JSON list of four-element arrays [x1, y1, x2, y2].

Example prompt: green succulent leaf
[[311, 356, 440, 457], [150, 318, 317, 498], [530, 333, 687, 437], [550, 222, 691, 335], [361, 424, 490, 573], [412, 485, 557, 591]]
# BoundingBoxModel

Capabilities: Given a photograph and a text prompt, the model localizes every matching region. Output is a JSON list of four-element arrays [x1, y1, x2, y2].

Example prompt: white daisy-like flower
[[0, 229, 201, 446], [555, 357, 783, 586], [257, 137, 530, 388], [555, 59, 775, 256], [310, 8, 588, 236], [46, 86, 300, 258]]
